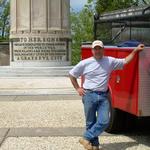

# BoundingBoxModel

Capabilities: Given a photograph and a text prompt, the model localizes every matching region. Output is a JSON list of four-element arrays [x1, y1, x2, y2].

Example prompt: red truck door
[[113, 48, 139, 116]]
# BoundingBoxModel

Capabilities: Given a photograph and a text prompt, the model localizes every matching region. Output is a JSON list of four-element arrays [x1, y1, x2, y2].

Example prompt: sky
[[70, 0, 87, 12]]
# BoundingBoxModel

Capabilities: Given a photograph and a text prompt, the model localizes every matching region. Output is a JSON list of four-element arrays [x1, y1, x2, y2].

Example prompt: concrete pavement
[[0, 77, 79, 95], [0, 95, 149, 150], [0, 77, 149, 149]]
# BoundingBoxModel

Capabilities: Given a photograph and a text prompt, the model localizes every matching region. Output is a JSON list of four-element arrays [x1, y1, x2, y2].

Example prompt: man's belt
[[84, 89, 109, 94]]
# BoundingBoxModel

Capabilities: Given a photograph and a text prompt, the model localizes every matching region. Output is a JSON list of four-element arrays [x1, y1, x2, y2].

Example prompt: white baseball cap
[[92, 40, 104, 49]]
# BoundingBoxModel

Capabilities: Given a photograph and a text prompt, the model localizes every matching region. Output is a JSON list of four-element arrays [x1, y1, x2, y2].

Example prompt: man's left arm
[[124, 44, 145, 65]]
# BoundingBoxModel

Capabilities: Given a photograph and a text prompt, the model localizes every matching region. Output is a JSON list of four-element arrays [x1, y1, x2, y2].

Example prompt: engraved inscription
[[12, 37, 67, 61]]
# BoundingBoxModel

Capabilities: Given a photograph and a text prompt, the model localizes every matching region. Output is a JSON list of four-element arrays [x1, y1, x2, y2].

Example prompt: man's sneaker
[[93, 145, 103, 150], [79, 138, 93, 150]]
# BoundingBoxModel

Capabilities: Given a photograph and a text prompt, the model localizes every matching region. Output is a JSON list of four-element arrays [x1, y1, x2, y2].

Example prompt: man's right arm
[[69, 74, 85, 96]]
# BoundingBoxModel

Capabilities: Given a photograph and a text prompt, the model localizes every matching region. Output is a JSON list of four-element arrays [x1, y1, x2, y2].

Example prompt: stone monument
[[10, 0, 71, 67]]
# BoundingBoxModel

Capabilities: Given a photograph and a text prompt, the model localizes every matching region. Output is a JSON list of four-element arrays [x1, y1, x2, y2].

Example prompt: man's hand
[[76, 87, 85, 96], [134, 44, 145, 52], [125, 44, 145, 65], [69, 75, 85, 96]]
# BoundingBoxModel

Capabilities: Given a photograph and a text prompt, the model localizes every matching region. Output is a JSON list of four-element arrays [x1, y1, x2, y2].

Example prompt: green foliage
[[95, 0, 150, 14], [70, 0, 145, 64], [95, 0, 135, 14], [0, 0, 10, 41], [71, 2, 94, 65]]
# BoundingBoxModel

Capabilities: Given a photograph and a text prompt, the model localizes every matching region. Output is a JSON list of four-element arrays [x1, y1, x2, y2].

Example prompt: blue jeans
[[82, 90, 110, 146]]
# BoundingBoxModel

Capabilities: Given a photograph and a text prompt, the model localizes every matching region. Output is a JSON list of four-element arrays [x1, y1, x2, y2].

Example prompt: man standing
[[69, 40, 144, 150]]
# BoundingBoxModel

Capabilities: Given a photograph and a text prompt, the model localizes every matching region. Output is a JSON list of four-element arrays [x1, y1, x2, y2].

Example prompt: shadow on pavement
[[102, 142, 139, 150], [107, 118, 150, 149]]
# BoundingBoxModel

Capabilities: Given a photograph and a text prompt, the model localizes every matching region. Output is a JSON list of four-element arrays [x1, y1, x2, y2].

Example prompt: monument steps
[[0, 89, 77, 96], [0, 66, 73, 77]]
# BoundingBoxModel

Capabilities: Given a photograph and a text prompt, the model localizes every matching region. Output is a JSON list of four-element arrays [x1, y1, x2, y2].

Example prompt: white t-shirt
[[69, 56, 125, 92]]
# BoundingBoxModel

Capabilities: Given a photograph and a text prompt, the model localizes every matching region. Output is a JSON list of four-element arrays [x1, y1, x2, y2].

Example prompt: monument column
[[10, 0, 71, 67]]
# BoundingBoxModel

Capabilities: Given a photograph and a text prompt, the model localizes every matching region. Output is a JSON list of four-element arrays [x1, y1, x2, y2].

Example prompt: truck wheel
[[105, 93, 126, 133], [125, 112, 136, 131]]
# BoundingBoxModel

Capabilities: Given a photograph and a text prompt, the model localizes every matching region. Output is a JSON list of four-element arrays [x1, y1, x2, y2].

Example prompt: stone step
[[0, 66, 73, 77], [0, 77, 80, 95], [0, 89, 77, 96]]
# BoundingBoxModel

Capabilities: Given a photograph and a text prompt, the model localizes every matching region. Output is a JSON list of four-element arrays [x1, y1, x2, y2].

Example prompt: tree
[[0, 0, 10, 41], [71, 1, 94, 64], [70, 0, 150, 64], [95, 0, 150, 14], [95, 0, 135, 14]]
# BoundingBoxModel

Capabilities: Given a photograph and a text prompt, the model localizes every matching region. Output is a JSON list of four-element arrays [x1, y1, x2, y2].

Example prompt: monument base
[[10, 61, 71, 67]]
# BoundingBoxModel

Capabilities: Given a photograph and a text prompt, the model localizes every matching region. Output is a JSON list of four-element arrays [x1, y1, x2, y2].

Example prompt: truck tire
[[105, 92, 126, 133]]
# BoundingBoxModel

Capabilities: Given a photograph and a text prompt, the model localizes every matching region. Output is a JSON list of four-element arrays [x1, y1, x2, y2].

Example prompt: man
[[69, 40, 144, 150]]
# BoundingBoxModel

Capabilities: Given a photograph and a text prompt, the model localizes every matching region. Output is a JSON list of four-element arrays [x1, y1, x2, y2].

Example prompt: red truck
[[81, 6, 150, 133]]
